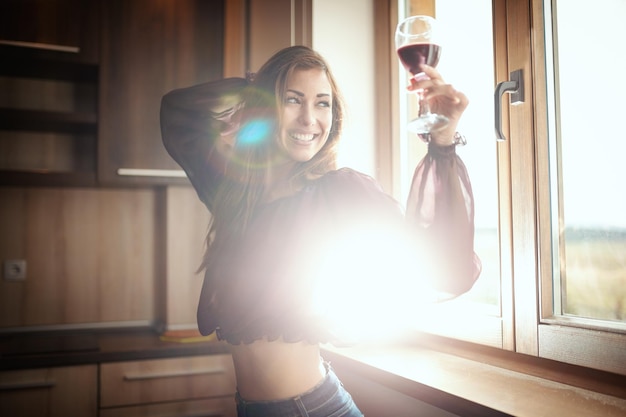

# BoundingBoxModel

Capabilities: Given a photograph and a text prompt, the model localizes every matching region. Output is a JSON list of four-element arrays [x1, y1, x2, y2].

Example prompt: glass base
[[407, 113, 449, 134]]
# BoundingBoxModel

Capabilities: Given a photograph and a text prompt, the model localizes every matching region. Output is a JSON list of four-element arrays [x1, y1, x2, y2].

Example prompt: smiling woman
[[160, 44, 480, 417]]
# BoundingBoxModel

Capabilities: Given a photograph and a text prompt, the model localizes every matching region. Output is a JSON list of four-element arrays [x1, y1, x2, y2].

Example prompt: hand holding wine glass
[[396, 15, 448, 134]]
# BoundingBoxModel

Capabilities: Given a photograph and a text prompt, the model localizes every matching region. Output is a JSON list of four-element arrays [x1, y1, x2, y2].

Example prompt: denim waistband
[[236, 361, 343, 416]]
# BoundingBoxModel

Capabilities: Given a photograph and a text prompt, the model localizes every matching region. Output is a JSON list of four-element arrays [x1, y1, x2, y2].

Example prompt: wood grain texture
[[164, 186, 210, 329], [100, 354, 235, 408], [324, 344, 626, 417], [0, 365, 97, 417], [0, 0, 99, 64], [224, 0, 247, 78], [98, 0, 225, 186], [0, 187, 156, 327], [504, 0, 541, 357], [248, 0, 303, 71], [99, 397, 236, 417]]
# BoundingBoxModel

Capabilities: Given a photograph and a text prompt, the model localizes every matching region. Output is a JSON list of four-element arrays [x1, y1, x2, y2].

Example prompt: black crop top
[[160, 78, 481, 345]]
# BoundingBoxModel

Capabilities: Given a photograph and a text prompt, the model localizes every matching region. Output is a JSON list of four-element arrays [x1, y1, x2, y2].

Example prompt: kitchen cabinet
[[0, 0, 99, 65], [0, 365, 97, 417], [98, 0, 226, 186], [0, 0, 99, 186], [0, 0, 310, 188], [100, 354, 236, 417], [0, 0, 227, 187]]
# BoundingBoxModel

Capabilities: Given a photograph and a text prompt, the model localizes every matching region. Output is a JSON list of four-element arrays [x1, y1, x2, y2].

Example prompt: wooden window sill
[[322, 338, 626, 417]]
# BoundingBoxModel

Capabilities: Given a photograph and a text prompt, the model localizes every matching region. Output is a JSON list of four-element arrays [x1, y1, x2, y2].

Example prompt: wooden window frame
[[377, 0, 626, 377]]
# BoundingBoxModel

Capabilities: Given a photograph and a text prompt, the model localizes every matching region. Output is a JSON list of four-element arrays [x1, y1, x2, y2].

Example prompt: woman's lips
[[289, 132, 317, 142]]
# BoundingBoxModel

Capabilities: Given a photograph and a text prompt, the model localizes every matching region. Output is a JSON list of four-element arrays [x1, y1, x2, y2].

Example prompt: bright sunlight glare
[[308, 222, 439, 344]]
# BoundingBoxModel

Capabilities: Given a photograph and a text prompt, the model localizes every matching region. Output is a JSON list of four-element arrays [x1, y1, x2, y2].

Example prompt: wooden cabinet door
[[0, 0, 98, 64], [0, 365, 97, 417], [100, 355, 236, 407], [99, 397, 236, 417], [98, 0, 225, 186]]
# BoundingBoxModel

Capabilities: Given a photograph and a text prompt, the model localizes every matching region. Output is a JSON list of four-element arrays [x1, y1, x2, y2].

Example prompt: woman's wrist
[[417, 131, 467, 147]]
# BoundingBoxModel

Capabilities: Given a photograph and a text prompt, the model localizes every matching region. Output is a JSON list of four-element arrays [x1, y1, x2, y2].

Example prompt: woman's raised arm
[[160, 77, 247, 209], [406, 143, 482, 299]]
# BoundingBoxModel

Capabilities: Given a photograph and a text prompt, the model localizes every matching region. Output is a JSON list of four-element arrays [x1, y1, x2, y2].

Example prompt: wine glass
[[395, 15, 448, 134]]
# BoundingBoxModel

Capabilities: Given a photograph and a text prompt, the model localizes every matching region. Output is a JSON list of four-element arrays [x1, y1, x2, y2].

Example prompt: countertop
[[0, 328, 231, 371]]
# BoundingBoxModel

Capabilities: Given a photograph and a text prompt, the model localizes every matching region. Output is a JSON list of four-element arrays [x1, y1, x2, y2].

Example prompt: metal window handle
[[494, 69, 524, 141]]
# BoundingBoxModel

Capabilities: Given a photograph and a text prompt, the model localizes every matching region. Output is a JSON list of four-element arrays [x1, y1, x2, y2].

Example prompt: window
[[391, 0, 626, 374], [542, 0, 626, 326], [395, 0, 505, 348], [535, 0, 626, 373]]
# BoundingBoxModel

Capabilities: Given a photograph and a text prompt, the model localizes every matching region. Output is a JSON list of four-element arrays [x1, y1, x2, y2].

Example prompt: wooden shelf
[[1, 0, 224, 188], [0, 108, 97, 134], [0, 43, 98, 187], [0, 170, 97, 187], [0, 45, 98, 82]]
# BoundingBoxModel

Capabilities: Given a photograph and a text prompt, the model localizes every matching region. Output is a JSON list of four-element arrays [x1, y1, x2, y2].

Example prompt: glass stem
[[417, 91, 431, 117]]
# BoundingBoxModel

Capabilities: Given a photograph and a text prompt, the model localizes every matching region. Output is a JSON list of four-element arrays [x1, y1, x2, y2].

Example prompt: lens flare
[[237, 118, 273, 146]]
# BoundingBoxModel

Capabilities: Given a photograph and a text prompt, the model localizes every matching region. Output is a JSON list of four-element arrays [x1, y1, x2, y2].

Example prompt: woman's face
[[277, 68, 333, 163]]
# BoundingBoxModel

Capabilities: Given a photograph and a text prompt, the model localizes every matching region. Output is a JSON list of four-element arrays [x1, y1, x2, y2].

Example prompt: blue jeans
[[235, 363, 363, 417]]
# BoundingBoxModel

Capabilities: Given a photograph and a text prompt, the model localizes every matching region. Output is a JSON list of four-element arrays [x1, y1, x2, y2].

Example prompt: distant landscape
[[469, 227, 626, 324], [563, 227, 626, 322]]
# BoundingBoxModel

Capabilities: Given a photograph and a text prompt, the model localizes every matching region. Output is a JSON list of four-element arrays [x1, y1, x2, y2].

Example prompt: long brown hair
[[202, 46, 345, 268]]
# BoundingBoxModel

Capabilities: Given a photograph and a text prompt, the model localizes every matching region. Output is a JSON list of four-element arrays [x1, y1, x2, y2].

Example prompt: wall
[[312, 0, 377, 177]]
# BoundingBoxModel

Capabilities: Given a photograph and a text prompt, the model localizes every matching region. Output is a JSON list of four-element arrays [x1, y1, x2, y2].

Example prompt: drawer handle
[[0, 380, 56, 391], [0, 39, 80, 53], [116, 168, 187, 178], [123, 367, 225, 381]]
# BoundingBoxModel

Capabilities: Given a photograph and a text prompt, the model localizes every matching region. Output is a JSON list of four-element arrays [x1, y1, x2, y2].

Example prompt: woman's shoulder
[[312, 168, 399, 209], [317, 167, 382, 191]]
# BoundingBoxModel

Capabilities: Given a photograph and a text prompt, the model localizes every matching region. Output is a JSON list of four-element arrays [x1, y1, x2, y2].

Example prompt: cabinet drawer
[[100, 354, 236, 408], [0, 365, 97, 417], [99, 397, 236, 417]]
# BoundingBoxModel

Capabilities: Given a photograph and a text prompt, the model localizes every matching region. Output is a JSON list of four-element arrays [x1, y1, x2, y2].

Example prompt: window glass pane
[[399, 0, 500, 314], [550, 0, 626, 323]]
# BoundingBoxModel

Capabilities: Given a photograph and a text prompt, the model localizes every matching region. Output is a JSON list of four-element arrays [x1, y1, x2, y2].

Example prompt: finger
[[424, 84, 467, 107], [409, 67, 445, 92], [420, 65, 443, 82], [407, 75, 435, 92]]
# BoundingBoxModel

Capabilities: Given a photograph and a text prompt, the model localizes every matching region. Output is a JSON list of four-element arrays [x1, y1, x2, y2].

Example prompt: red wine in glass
[[395, 15, 448, 134], [397, 43, 442, 75]]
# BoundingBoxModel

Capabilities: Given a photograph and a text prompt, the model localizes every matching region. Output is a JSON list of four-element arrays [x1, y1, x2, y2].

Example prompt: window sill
[[321, 334, 626, 417]]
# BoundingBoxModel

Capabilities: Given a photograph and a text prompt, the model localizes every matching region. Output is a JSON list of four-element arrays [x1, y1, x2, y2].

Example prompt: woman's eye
[[285, 96, 300, 104], [317, 100, 331, 108]]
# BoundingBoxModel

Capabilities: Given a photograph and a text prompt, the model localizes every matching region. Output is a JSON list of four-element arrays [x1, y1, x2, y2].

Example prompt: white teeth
[[290, 133, 316, 142]]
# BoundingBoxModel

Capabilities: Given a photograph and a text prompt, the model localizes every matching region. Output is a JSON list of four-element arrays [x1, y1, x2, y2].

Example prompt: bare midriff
[[229, 338, 326, 401]]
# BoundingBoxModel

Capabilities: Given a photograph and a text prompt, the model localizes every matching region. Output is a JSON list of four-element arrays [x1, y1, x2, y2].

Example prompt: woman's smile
[[278, 68, 333, 162], [288, 131, 319, 143]]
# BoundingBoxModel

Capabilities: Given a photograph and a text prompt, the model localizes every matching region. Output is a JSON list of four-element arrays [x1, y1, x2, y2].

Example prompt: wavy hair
[[202, 46, 345, 267]]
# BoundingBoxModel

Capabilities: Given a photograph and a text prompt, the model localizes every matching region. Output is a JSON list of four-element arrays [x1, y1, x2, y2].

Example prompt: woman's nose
[[298, 105, 315, 126]]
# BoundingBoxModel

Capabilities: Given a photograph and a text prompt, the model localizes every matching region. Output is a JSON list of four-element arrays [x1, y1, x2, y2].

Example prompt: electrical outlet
[[3, 259, 27, 281]]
